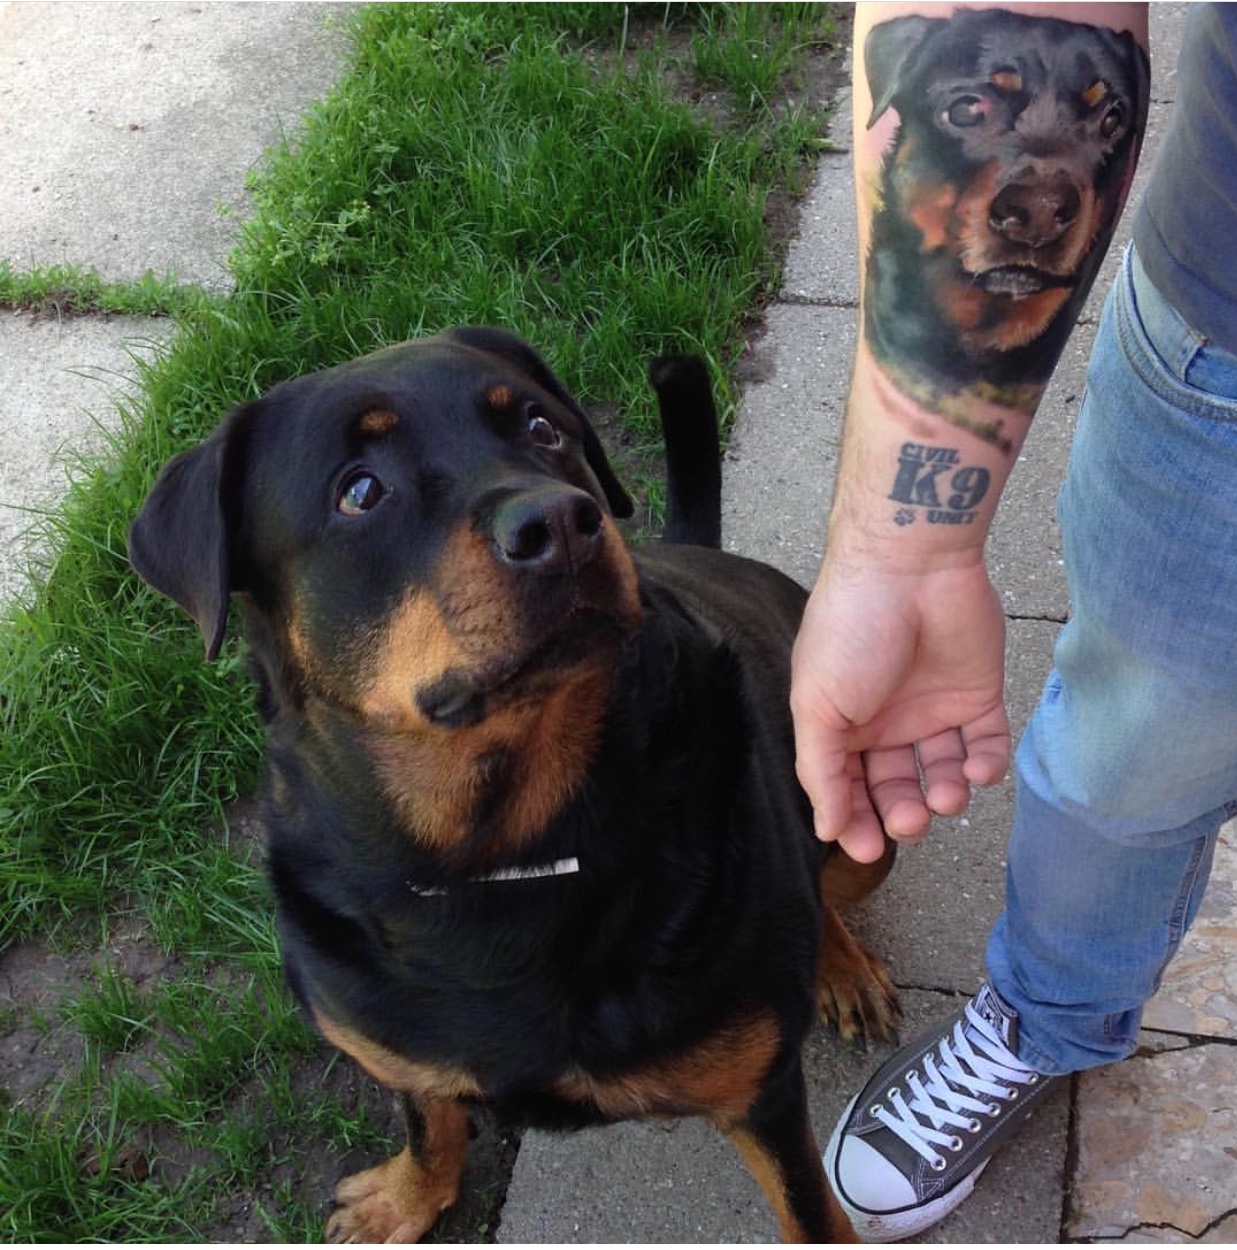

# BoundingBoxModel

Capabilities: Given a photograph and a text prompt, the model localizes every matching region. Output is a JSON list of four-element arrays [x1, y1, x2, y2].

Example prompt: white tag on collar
[[409, 856, 580, 897]]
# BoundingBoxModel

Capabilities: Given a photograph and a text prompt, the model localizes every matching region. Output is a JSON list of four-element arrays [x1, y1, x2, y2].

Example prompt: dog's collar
[[408, 856, 580, 898]]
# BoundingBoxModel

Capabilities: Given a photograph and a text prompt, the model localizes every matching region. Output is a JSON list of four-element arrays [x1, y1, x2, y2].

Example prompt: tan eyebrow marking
[[1082, 79, 1110, 109], [486, 384, 516, 410], [357, 409, 399, 436], [990, 69, 1023, 93]]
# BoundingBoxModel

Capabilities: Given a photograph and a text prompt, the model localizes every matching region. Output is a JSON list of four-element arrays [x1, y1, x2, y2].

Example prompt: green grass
[[0, 2, 844, 1239], [0, 263, 206, 320]]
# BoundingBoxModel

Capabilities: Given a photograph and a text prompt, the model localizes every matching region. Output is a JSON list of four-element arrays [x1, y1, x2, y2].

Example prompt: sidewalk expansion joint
[[776, 292, 858, 310]]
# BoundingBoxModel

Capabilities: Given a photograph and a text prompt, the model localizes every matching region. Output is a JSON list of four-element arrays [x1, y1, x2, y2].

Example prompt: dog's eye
[[946, 95, 987, 128], [337, 471, 387, 516], [1100, 101, 1126, 141], [525, 405, 561, 449]]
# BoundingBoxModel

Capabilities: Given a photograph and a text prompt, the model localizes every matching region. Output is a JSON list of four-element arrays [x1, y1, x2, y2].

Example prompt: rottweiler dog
[[863, 9, 1149, 424], [129, 328, 899, 1243]]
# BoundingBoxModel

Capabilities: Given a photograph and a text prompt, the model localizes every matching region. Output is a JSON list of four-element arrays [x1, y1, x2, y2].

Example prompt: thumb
[[792, 701, 855, 844]]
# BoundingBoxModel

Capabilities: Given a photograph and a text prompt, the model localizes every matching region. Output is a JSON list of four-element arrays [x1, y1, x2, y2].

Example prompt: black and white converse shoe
[[824, 984, 1059, 1243]]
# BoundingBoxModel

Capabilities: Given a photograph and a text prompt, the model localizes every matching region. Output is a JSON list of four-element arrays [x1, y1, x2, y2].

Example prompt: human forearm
[[833, 1, 1150, 567], [793, 2, 1150, 856]]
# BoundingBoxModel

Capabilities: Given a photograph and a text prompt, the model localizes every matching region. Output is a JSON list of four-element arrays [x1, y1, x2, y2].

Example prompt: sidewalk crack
[[1006, 612, 1068, 625], [1075, 1209, 1237, 1243]]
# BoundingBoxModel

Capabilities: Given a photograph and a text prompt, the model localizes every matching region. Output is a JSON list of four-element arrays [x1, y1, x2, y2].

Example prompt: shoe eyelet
[[1004, 1087, 1020, 1100], [965, 1117, 982, 1133], [869, 1104, 883, 1117], [947, 1136, 964, 1152], [986, 1101, 1002, 1117], [930, 1156, 947, 1172]]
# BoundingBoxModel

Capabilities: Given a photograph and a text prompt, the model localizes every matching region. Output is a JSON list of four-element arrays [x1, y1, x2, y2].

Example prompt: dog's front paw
[[816, 906, 902, 1048], [325, 1148, 449, 1244]]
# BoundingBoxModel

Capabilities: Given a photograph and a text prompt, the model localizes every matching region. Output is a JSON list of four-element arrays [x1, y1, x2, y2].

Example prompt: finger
[[833, 756, 893, 863], [917, 728, 971, 817], [863, 744, 931, 842], [961, 705, 1012, 786]]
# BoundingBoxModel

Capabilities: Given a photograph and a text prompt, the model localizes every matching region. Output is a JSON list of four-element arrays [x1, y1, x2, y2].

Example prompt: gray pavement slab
[[0, 2, 348, 289], [0, 1, 347, 606], [1143, 824, 1237, 1041], [721, 301, 850, 589], [0, 310, 170, 606], [1071, 1035, 1237, 1242], [782, 149, 859, 308]]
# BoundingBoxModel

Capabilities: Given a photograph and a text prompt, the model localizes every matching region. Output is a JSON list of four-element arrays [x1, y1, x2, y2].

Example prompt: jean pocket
[[1182, 340, 1237, 397], [1123, 249, 1237, 420]]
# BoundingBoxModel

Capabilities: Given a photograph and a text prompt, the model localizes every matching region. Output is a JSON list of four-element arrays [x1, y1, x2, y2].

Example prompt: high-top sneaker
[[824, 984, 1060, 1242]]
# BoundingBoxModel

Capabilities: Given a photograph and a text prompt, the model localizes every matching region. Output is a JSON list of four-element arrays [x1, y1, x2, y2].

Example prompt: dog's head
[[867, 9, 1148, 335], [130, 328, 640, 752]]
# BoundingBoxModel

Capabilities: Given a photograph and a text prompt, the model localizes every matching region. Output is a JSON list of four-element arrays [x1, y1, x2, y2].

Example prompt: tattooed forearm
[[861, 8, 1149, 444], [888, 442, 991, 527]]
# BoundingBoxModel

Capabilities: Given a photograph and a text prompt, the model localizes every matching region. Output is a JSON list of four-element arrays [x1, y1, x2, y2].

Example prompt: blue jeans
[[985, 245, 1237, 1075]]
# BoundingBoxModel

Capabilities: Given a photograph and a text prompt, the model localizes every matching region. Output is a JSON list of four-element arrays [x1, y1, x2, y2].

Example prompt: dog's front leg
[[718, 1064, 858, 1243], [325, 1094, 469, 1243]]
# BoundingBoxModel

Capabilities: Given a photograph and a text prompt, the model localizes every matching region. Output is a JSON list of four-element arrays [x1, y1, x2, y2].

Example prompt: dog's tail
[[649, 355, 722, 549]]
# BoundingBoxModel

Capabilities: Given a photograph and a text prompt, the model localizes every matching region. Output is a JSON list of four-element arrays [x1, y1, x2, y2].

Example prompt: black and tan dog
[[864, 9, 1149, 424], [129, 328, 898, 1243]]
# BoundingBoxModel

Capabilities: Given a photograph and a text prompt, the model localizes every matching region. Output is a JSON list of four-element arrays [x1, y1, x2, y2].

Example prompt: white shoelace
[[871, 1000, 1042, 1170]]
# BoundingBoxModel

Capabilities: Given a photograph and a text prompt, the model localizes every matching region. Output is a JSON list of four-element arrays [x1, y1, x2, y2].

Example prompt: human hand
[[790, 553, 1011, 863]]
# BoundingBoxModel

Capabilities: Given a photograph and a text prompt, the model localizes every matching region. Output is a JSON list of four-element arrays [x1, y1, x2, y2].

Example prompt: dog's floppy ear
[[443, 326, 635, 519], [128, 404, 254, 661], [864, 14, 940, 127], [1105, 25, 1151, 132]]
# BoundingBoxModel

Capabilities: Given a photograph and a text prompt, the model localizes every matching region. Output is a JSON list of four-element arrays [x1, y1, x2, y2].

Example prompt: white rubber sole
[[823, 1094, 991, 1244]]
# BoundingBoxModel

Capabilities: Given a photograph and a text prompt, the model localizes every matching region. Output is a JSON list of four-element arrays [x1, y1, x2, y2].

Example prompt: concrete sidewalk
[[2, 3, 1232, 1243], [0, 1, 351, 602]]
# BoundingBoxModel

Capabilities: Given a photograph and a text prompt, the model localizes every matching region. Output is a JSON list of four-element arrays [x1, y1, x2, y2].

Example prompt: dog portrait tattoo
[[862, 9, 1149, 448]]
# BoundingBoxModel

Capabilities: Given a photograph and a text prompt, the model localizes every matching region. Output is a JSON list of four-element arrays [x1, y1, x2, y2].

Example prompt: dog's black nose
[[989, 178, 1081, 248], [491, 487, 604, 573]]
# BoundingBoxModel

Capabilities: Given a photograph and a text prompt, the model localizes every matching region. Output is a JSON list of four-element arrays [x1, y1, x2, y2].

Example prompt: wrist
[[823, 504, 989, 578], [825, 350, 1017, 573]]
